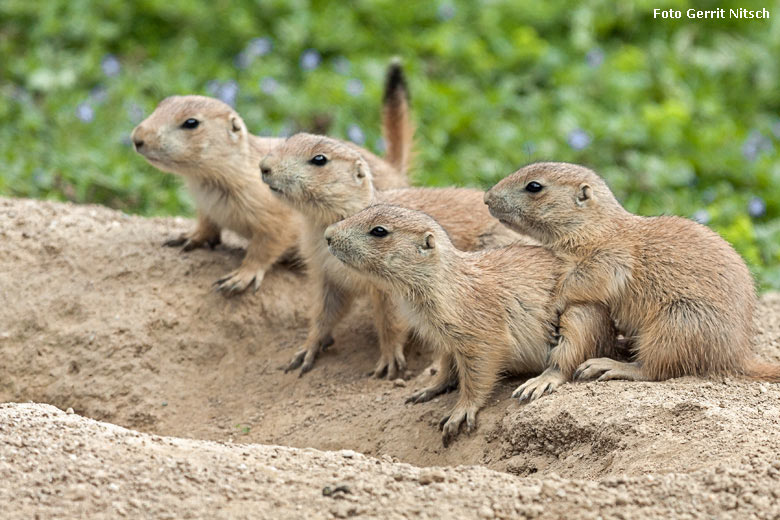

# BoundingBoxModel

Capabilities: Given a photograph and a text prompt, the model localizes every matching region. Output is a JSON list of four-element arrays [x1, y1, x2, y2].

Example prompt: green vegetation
[[1, 0, 779, 288]]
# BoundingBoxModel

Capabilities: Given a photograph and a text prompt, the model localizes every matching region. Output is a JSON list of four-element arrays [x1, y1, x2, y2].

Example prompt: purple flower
[[101, 54, 121, 77], [567, 128, 591, 150], [300, 49, 321, 71], [235, 37, 273, 69], [748, 196, 766, 218], [127, 102, 145, 124], [346, 78, 364, 96], [217, 80, 239, 107], [692, 209, 710, 225], [347, 124, 365, 146], [206, 80, 221, 96], [260, 77, 280, 95], [248, 37, 272, 57], [586, 48, 604, 68], [742, 130, 772, 161], [234, 51, 252, 70], [437, 3, 456, 20], [76, 102, 94, 123]]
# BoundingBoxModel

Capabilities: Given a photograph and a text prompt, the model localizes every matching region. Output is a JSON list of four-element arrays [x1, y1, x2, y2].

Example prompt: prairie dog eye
[[181, 118, 199, 129], [525, 181, 543, 193], [310, 154, 328, 166], [369, 226, 388, 237]]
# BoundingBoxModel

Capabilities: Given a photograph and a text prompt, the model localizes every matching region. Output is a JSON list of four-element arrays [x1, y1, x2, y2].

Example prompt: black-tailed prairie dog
[[130, 61, 411, 294], [260, 135, 529, 379], [485, 161, 779, 400], [323, 204, 614, 445]]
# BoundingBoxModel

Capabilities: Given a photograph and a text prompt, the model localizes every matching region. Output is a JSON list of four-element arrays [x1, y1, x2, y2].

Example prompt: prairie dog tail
[[382, 58, 414, 176], [742, 358, 780, 383]]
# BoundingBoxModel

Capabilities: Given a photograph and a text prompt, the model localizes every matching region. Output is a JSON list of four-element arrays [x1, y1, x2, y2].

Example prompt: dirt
[[1, 196, 780, 518]]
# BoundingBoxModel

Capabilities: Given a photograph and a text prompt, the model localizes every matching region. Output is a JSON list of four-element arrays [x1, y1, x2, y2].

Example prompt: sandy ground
[[1, 197, 780, 518]]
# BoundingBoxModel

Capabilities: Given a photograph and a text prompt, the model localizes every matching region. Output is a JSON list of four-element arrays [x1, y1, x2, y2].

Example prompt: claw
[[164, 237, 187, 248], [285, 351, 306, 373]]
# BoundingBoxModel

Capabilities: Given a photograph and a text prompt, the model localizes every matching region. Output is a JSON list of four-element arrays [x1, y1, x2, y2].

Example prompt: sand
[[1, 197, 779, 518]]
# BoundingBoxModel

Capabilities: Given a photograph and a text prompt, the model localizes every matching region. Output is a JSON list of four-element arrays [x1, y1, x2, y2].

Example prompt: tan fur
[[130, 63, 410, 294], [485, 161, 771, 398], [261, 133, 530, 378], [382, 58, 414, 175], [324, 204, 611, 446]]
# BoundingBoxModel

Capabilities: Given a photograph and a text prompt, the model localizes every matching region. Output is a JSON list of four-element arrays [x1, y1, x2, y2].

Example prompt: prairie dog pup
[[485, 161, 778, 399], [130, 62, 411, 294], [323, 204, 613, 445], [261, 134, 528, 378]]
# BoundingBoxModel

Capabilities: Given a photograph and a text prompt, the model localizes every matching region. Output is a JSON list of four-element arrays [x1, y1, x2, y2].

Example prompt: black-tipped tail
[[382, 57, 414, 176]]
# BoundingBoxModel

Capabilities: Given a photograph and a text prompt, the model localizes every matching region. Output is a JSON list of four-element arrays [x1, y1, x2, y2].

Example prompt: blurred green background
[[2, 0, 780, 288]]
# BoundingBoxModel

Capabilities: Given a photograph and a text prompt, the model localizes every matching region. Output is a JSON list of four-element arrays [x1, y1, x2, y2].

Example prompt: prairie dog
[[324, 204, 607, 445], [260, 134, 529, 378], [485, 161, 778, 400], [130, 62, 411, 294]]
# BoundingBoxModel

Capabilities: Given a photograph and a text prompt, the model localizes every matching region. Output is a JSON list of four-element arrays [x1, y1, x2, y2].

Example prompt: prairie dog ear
[[354, 157, 369, 182], [576, 183, 593, 207], [420, 231, 435, 253], [228, 115, 244, 142]]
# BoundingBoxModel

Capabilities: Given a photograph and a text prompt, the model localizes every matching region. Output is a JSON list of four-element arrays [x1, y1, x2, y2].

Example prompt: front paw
[[370, 348, 407, 379], [214, 268, 265, 295], [511, 367, 565, 403], [283, 349, 317, 377], [439, 407, 477, 447], [164, 234, 220, 251], [573, 358, 644, 382]]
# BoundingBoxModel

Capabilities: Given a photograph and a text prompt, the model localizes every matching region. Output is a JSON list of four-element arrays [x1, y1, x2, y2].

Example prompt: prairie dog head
[[130, 95, 249, 177], [260, 133, 375, 225], [484, 162, 623, 246], [324, 204, 451, 294]]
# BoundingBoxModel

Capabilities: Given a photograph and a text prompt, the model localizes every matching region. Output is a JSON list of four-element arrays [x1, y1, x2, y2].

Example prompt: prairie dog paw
[[573, 358, 645, 382], [512, 367, 565, 403], [214, 268, 266, 295], [439, 407, 477, 447], [164, 233, 220, 251], [370, 348, 407, 379]]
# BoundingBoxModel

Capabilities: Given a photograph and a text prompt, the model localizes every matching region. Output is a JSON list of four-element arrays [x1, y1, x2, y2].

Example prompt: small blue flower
[[748, 196, 766, 218], [333, 56, 350, 75], [437, 3, 456, 20], [347, 124, 365, 146], [101, 54, 121, 77], [217, 80, 239, 107], [586, 48, 604, 68], [742, 130, 772, 161], [692, 209, 710, 225], [76, 102, 94, 123], [260, 77, 280, 95], [206, 80, 221, 96], [234, 51, 251, 70], [346, 79, 364, 97], [567, 128, 591, 150], [374, 137, 386, 154], [300, 49, 321, 71], [248, 37, 272, 57], [127, 102, 145, 124]]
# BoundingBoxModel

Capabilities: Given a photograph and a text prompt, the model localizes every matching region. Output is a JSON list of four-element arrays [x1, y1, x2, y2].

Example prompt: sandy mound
[[2, 197, 780, 517]]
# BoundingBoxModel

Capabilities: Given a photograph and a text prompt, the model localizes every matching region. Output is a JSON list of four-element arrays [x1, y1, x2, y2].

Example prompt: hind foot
[[512, 366, 566, 403], [574, 358, 647, 381]]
